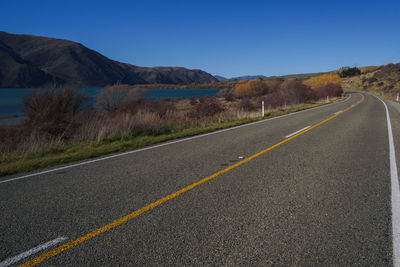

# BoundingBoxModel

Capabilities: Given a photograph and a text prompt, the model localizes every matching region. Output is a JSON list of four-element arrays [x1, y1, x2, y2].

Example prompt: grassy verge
[[378, 93, 399, 102], [0, 97, 344, 177], [356, 88, 399, 102]]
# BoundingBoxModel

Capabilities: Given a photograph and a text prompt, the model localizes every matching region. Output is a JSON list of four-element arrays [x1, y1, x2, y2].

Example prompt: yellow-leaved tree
[[232, 79, 281, 98], [303, 73, 341, 89]]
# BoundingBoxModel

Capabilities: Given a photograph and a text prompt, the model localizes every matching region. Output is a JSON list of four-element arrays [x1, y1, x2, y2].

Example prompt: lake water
[[0, 88, 220, 125]]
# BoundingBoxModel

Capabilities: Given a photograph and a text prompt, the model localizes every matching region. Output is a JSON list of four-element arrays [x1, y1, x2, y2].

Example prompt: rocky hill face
[[342, 63, 400, 93], [0, 31, 217, 88]]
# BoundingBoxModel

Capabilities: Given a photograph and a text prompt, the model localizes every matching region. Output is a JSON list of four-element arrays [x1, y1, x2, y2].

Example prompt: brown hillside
[[342, 63, 400, 93], [0, 31, 217, 88]]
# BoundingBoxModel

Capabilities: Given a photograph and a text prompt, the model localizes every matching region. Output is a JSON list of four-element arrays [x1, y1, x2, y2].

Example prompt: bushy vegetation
[[96, 84, 146, 112], [229, 74, 343, 109], [341, 62, 400, 95], [232, 79, 279, 98], [339, 67, 361, 78], [303, 73, 342, 89], [0, 77, 345, 175], [238, 98, 253, 111], [23, 88, 86, 137], [188, 96, 225, 118]]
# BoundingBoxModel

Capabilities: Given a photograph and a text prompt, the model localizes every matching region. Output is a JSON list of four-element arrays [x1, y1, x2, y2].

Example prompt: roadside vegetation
[[339, 67, 361, 78], [0, 75, 344, 176], [341, 63, 400, 101]]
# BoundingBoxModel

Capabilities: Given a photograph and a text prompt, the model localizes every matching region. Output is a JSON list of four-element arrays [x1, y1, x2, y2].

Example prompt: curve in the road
[[19, 94, 365, 267], [372, 94, 400, 267]]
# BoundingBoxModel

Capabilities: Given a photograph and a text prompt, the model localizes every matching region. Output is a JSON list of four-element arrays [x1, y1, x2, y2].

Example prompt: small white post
[[262, 101, 264, 117], [326, 96, 329, 103], [397, 93, 399, 102]]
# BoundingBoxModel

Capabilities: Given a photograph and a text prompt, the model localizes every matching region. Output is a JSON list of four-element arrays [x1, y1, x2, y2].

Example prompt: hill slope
[[0, 40, 60, 87], [0, 31, 217, 88], [342, 63, 400, 93]]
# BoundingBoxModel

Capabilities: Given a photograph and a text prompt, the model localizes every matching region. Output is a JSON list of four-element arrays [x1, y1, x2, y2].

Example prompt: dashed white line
[[0, 237, 67, 267], [285, 126, 311, 138], [334, 110, 342, 115], [374, 95, 400, 267]]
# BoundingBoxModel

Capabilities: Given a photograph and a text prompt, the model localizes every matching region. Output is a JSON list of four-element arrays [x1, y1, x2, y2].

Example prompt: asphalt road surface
[[1, 92, 400, 266]]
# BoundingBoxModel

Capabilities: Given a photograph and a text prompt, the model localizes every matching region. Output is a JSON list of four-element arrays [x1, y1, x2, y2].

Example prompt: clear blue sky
[[1, 0, 399, 77]]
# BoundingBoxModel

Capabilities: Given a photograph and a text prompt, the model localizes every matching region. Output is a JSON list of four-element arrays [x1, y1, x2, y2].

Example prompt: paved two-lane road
[[1, 92, 400, 266]]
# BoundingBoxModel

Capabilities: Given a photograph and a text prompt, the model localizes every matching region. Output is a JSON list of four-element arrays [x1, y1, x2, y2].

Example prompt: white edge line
[[0, 237, 67, 267], [373, 94, 400, 267], [0, 94, 354, 184], [285, 126, 311, 138]]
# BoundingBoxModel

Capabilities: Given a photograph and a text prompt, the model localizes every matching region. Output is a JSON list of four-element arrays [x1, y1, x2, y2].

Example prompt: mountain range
[[0, 31, 218, 88], [214, 75, 268, 81]]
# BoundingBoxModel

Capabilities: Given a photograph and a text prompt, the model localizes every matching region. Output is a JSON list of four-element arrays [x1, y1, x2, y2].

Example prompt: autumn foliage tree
[[279, 80, 314, 105], [303, 73, 343, 98], [315, 83, 343, 97], [232, 79, 281, 98], [303, 73, 342, 89], [232, 80, 257, 98]]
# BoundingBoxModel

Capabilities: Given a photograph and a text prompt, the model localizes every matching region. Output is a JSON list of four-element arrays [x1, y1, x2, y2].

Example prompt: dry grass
[[342, 63, 400, 94], [0, 85, 346, 176]]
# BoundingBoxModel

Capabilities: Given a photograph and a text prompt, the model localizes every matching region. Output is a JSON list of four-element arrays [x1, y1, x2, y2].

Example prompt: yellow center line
[[20, 94, 365, 267]]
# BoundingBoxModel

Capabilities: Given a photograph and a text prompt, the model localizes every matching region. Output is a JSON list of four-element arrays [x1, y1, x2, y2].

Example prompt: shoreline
[[0, 115, 19, 120]]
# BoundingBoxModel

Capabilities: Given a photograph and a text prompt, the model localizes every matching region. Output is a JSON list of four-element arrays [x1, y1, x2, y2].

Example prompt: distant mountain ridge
[[230, 75, 268, 81], [0, 31, 217, 88], [214, 75, 228, 81], [214, 75, 268, 81]]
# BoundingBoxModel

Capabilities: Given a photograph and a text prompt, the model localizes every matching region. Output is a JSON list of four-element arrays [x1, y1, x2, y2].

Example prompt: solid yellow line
[[20, 94, 365, 267]]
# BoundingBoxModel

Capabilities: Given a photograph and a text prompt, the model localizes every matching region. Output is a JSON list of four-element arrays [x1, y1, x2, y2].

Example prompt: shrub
[[232, 79, 270, 98], [96, 85, 146, 112], [141, 99, 176, 117], [264, 79, 282, 93], [232, 80, 255, 98], [189, 97, 198, 105], [217, 88, 229, 97], [0, 125, 25, 153], [340, 67, 361, 77], [188, 97, 225, 118], [303, 73, 342, 89], [238, 98, 253, 110], [217, 88, 235, 101], [315, 83, 343, 98], [224, 92, 235, 101], [199, 96, 212, 103], [232, 79, 283, 98], [279, 80, 313, 105], [248, 79, 270, 95], [23, 88, 86, 138], [260, 93, 284, 109]]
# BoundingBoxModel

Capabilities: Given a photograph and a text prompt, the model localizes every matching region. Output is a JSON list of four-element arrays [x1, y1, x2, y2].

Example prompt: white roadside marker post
[[397, 93, 399, 102], [262, 101, 264, 117], [327, 96, 329, 103]]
